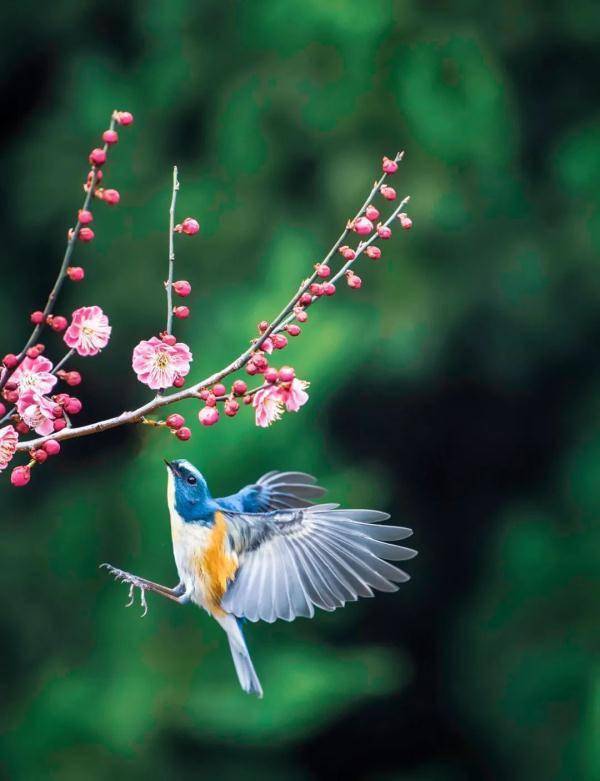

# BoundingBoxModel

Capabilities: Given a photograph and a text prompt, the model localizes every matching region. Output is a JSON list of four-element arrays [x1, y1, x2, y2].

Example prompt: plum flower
[[253, 386, 284, 428], [17, 391, 58, 436], [132, 337, 193, 390], [11, 356, 57, 396], [253, 378, 309, 427], [279, 378, 310, 412], [0, 425, 18, 472], [64, 305, 112, 357]]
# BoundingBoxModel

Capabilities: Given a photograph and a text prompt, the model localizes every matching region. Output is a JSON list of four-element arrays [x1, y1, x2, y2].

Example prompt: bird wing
[[217, 471, 327, 513], [220, 507, 416, 623]]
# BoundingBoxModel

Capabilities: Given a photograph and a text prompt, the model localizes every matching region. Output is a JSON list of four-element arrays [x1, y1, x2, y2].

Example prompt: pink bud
[[316, 264, 331, 278], [199, 406, 219, 426], [78, 209, 93, 225], [6, 391, 19, 404], [365, 205, 380, 221], [32, 449, 48, 464], [89, 148, 107, 166], [176, 426, 192, 441], [65, 397, 82, 415], [377, 224, 392, 239], [213, 383, 227, 397], [115, 111, 134, 126], [173, 306, 190, 319], [246, 361, 258, 376], [382, 156, 398, 174], [67, 267, 85, 281], [66, 371, 82, 387], [16, 421, 29, 434], [166, 413, 185, 430], [53, 419, 67, 432], [0, 402, 5, 416], [11, 466, 30, 487], [399, 212, 413, 230], [354, 216, 374, 235], [3, 354, 18, 369], [30, 311, 44, 324], [199, 389, 210, 400], [180, 217, 200, 236], [278, 366, 295, 383], [272, 333, 288, 350], [173, 280, 192, 297], [346, 271, 362, 289], [232, 380, 247, 396], [172, 375, 185, 388], [299, 293, 313, 307], [341, 247, 356, 261], [224, 399, 240, 417], [286, 324, 302, 336], [102, 129, 119, 144], [294, 308, 308, 323], [50, 316, 68, 332], [102, 188, 120, 205], [380, 185, 397, 201], [43, 439, 61, 456], [365, 246, 381, 259], [78, 227, 94, 242], [253, 354, 268, 372], [160, 332, 177, 346], [264, 367, 279, 384], [310, 283, 324, 297], [258, 320, 269, 333]]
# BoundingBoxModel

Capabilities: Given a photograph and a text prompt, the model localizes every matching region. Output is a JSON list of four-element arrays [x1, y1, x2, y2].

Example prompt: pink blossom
[[132, 336, 193, 390], [253, 386, 284, 428], [261, 337, 274, 355], [0, 425, 18, 472], [279, 378, 310, 412], [64, 306, 112, 356], [17, 391, 58, 436], [253, 378, 310, 427], [11, 356, 57, 396]]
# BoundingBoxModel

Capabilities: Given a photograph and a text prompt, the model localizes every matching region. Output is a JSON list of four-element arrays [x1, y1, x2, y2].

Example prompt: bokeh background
[[0, 2, 599, 780]]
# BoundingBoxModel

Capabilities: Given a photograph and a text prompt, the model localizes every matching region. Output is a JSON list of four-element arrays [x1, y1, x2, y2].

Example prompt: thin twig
[[0, 113, 118, 392], [166, 166, 179, 335]]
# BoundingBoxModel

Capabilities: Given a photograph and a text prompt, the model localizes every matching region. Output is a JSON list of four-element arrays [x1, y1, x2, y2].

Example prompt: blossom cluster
[[1, 112, 412, 485], [0, 110, 133, 485]]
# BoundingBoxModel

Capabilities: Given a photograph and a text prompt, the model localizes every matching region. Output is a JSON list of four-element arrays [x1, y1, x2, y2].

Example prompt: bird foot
[[100, 563, 149, 616]]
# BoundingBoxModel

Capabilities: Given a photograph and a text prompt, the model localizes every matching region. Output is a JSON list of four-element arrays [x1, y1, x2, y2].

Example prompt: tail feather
[[218, 614, 263, 697]]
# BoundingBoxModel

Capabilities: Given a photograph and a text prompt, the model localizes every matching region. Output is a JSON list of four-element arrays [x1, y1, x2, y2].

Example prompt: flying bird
[[102, 459, 416, 698]]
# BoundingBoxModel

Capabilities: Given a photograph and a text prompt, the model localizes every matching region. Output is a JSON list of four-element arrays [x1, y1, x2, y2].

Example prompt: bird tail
[[217, 613, 263, 698]]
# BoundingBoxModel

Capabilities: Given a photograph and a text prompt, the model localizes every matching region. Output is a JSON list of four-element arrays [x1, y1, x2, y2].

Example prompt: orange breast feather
[[198, 511, 238, 616]]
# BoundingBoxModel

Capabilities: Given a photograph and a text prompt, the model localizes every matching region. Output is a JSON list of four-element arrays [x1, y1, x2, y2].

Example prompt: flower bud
[[199, 406, 219, 426], [102, 129, 119, 144], [232, 380, 247, 396], [354, 216, 374, 235], [382, 156, 398, 174], [365, 205, 380, 221], [365, 246, 381, 259], [166, 413, 185, 430], [11, 466, 30, 487], [30, 311, 45, 324], [173, 280, 192, 297], [89, 148, 107, 166], [175, 426, 192, 441], [278, 366, 295, 383], [67, 267, 85, 281], [78, 227, 94, 242]]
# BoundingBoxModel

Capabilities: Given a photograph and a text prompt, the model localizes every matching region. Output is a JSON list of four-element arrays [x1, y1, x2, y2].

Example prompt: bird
[[102, 459, 416, 698]]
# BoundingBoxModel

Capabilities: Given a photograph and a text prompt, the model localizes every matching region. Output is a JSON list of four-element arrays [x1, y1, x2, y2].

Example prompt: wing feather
[[221, 507, 416, 622]]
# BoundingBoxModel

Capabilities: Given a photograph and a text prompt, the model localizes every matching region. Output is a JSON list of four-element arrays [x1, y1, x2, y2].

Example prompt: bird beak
[[164, 459, 176, 473]]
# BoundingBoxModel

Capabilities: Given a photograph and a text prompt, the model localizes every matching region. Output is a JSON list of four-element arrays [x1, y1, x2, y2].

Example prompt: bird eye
[[187, 475, 197, 485]]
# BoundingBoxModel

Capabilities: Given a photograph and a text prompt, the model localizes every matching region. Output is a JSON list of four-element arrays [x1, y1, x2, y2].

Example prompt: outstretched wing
[[221, 507, 416, 623], [217, 471, 327, 513]]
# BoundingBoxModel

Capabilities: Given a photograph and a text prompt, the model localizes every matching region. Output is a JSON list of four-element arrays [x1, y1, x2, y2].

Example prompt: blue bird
[[102, 459, 416, 698]]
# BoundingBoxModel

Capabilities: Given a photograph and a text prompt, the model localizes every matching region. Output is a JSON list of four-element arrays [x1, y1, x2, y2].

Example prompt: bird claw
[[101, 563, 149, 617]]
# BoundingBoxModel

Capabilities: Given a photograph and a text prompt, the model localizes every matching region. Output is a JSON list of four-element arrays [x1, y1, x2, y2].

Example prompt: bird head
[[165, 458, 213, 521]]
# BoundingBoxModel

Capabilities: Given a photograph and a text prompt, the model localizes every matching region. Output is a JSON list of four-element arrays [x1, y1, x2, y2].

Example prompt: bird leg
[[101, 563, 188, 616]]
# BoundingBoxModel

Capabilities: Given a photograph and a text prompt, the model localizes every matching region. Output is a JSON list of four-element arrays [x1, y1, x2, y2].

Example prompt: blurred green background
[[0, 2, 599, 779]]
